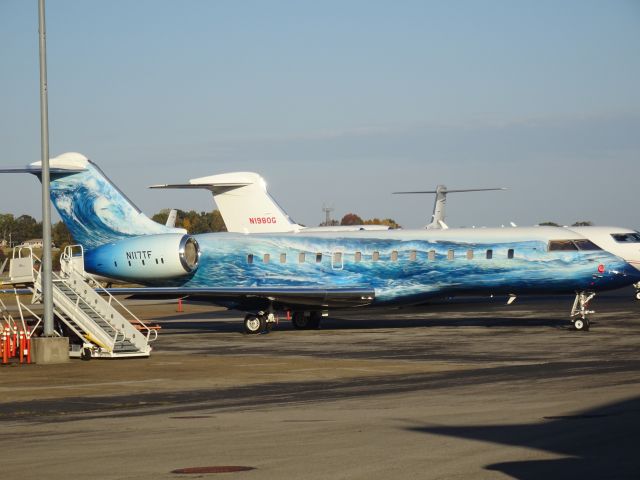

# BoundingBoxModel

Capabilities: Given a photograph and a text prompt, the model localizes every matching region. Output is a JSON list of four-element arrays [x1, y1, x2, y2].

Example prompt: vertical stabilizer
[[26, 153, 185, 249], [150, 172, 302, 233]]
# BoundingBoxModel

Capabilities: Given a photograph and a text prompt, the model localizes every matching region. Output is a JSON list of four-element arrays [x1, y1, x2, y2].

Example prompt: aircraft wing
[[105, 286, 375, 310]]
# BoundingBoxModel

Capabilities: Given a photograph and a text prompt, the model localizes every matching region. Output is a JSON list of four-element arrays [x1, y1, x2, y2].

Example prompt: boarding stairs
[[4, 245, 156, 359]]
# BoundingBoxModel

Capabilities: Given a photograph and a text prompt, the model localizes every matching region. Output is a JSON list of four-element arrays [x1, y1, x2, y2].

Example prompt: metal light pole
[[38, 0, 54, 336]]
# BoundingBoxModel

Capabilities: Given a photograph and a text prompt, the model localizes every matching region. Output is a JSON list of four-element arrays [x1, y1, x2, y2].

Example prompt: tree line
[[0, 213, 73, 248], [321, 213, 401, 229], [151, 209, 227, 233]]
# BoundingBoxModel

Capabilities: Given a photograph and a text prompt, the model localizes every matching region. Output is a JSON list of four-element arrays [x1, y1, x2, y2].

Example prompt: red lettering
[[247, 217, 278, 225]]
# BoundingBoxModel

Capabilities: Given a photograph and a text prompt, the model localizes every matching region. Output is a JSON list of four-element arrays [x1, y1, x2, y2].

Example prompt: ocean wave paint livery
[[84, 231, 632, 305], [49, 162, 184, 249]]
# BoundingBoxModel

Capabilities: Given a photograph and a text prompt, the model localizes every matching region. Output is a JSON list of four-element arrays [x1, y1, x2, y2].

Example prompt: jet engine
[[83, 233, 200, 283]]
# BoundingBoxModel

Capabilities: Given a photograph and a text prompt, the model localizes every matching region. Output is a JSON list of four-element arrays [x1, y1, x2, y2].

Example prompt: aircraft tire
[[244, 314, 264, 334], [308, 311, 321, 329], [292, 311, 321, 329], [574, 318, 589, 332], [81, 347, 92, 361], [635, 291, 640, 301], [291, 311, 308, 329]]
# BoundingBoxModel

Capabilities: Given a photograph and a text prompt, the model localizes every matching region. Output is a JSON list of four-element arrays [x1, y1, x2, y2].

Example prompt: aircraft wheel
[[291, 311, 308, 329], [635, 291, 640, 301], [574, 318, 589, 332], [244, 314, 264, 334], [308, 311, 322, 329], [80, 347, 92, 361]]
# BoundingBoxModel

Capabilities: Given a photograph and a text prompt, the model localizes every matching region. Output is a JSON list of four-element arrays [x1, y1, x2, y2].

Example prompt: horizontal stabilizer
[[150, 182, 251, 193], [393, 187, 506, 194], [0, 166, 87, 174]]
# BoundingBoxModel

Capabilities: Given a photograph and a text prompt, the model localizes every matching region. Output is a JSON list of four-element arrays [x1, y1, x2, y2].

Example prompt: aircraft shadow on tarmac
[[408, 396, 640, 480], [153, 311, 570, 335], [140, 285, 638, 335]]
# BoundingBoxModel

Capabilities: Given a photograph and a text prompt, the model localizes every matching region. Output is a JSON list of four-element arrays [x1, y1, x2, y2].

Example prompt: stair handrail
[[34, 257, 120, 350], [61, 245, 158, 343]]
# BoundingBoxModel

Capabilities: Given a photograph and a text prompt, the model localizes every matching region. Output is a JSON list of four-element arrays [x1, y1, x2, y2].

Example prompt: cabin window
[[466, 249, 474, 260], [409, 250, 417, 261], [611, 232, 640, 243], [372, 251, 380, 262], [486, 249, 493, 259], [247, 254, 254, 264], [428, 250, 436, 261], [507, 249, 514, 259], [391, 251, 398, 262], [155, 259, 158, 264], [573, 240, 602, 250], [447, 249, 454, 261], [280, 253, 286, 263], [128, 261, 131, 267], [548, 240, 578, 251], [299, 252, 305, 263], [355, 251, 362, 262], [316, 253, 322, 263], [114, 261, 117, 267], [142, 260, 145, 266], [263, 253, 270, 263], [161, 258, 164, 264], [333, 252, 342, 264]]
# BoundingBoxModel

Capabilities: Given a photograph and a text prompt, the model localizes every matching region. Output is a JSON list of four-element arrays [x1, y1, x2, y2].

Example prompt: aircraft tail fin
[[1, 152, 185, 249], [394, 185, 506, 229], [165, 209, 178, 228], [150, 172, 302, 233]]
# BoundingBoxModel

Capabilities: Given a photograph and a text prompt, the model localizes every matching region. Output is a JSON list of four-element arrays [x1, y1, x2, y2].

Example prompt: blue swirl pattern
[[172, 233, 632, 304], [50, 164, 182, 249]]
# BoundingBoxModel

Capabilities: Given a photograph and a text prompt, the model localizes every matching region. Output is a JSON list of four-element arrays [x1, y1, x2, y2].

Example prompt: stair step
[[48, 272, 150, 355]]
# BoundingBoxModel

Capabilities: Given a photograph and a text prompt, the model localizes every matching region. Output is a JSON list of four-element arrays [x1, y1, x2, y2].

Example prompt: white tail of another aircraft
[[151, 172, 303, 233], [165, 209, 178, 228], [393, 185, 507, 229]]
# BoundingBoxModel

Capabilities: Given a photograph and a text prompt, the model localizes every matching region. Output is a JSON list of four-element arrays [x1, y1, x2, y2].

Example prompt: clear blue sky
[[1, 0, 639, 228]]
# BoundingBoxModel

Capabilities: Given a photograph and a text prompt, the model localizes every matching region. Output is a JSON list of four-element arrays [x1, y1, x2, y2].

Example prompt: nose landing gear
[[571, 291, 595, 331]]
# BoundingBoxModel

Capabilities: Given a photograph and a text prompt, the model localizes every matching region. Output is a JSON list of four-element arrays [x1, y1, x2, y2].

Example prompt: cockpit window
[[611, 233, 640, 243], [548, 240, 578, 251], [573, 240, 602, 251], [549, 239, 603, 251]]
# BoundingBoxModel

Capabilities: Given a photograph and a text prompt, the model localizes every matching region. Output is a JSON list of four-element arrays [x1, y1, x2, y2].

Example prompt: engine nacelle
[[84, 233, 200, 283]]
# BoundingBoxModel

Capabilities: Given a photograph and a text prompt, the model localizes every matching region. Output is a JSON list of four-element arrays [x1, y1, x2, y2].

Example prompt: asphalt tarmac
[[1, 288, 639, 479]]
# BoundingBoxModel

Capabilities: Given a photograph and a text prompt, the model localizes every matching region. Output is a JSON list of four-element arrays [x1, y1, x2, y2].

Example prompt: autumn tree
[[364, 218, 401, 229], [340, 213, 364, 225], [152, 209, 227, 233]]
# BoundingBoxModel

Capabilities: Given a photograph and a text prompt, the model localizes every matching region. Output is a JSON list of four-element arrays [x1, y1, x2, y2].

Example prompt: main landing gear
[[634, 282, 640, 301], [291, 311, 322, 330], [243, 311, 277, 334], [570, 291, 595, 332], [244, 310, 324, 334]]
